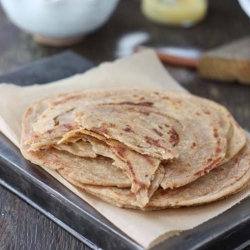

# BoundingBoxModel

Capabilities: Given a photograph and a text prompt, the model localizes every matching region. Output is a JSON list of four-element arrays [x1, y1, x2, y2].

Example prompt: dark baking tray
[[0, 51, 250, 250]]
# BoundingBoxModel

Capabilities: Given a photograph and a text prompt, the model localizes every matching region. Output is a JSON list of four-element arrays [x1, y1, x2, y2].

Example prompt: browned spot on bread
[[92, 123, 109, 135], [138, 110, 150, 116], [53, 94, 83, 106], [207, 158, 212, 163], [216, 147, 221, 154], [63, 123, 74, 130], [204, 110, 211, 115], [140, 97, 145, 101], [145, 136, 162, 148], [100, 101, 154, 107], [196, 112, 201, 116], [168, 128, 179, 146], [158, 125, 163, 129], [25, 107, 33, 117], [154, 92, 159, 95], [123, 127, 135, 133], [195, 157, 222, 177], [191, 142, 197, 149], [153, 128, 163, 137], [119, 101, 154, 107], [213, 128, 218, 138], [160, 189, 170, 196], [215, 168, 224, 172], [145, 174, 149, 177], [109, 123, 116, 128], [165, 124, 170, 128], [143, 155, 155, 166], [135, 181, 147, 189], [162, 96, 169, 100], [126, 160, 147, 188], [114, 145, 126, 158], [54, 120, 59, 126]]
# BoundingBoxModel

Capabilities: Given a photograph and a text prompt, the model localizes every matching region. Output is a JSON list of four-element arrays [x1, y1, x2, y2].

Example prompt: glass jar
[[142, 0, 208, 27]]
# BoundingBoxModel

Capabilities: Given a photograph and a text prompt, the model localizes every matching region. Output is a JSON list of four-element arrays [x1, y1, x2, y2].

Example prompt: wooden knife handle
[[135, 46, 200, 69]]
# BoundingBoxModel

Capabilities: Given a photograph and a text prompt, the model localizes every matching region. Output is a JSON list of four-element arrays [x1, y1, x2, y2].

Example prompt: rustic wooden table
[[1, 0, 250, 249]]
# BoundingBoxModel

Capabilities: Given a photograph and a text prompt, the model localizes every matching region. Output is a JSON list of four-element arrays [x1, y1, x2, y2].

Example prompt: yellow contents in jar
[[142, 0, 208, 27]]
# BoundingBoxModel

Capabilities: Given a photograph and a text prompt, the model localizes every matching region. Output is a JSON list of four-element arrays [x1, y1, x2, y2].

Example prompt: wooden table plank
[[0, 186, 90, 250]]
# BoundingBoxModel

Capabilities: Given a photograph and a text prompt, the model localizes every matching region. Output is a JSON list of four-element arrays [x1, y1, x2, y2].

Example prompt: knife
[[135, 37, 250, 85]]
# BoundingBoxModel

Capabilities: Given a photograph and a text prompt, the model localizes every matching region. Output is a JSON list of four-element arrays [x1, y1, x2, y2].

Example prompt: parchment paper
[[0, 50, 249, 249]]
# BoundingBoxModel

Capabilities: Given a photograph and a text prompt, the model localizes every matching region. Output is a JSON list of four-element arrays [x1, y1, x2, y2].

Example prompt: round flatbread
[[21, 88, 247, 209], [24, 89, 230, 188]]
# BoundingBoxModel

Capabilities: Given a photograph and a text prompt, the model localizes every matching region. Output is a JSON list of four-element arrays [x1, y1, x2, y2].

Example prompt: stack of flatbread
[[21, 89, 250, 211]]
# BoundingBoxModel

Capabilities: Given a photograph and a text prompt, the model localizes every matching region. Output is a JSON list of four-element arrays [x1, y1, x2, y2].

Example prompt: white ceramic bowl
[[1, 0, 120, 46], [238, 0, 250, 18]]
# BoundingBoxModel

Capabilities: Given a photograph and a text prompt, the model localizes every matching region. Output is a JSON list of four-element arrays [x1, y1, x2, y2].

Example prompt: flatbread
[[21, 102, 131, 188], [79, 137, 250, 210], [24, 147, 131, 187], [182, 93, 246, 163], [55, 128, 162, 205], [21, 101, 163, 206], [54, 140, 96, 158], [21, 88, 247, 209], [75, 104, 179, 160], [59, 89, 228, 188]]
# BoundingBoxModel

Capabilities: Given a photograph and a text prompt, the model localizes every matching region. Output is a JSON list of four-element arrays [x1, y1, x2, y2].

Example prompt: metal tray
[[0, 51, 250, 250]]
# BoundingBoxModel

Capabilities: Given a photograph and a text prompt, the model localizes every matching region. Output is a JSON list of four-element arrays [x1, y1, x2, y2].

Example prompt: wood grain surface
[[0, 187, 89, 250], [0, 0, 250, 249]]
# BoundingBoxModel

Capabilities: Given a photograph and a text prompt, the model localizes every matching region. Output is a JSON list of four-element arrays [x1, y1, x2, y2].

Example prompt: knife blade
[[135, 46, 202, 68]]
